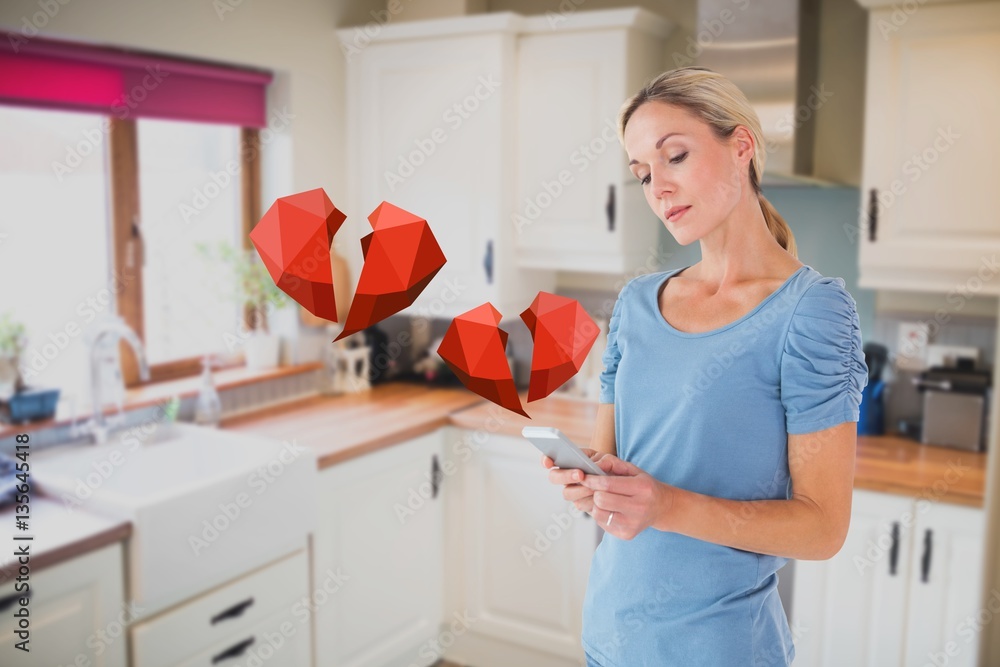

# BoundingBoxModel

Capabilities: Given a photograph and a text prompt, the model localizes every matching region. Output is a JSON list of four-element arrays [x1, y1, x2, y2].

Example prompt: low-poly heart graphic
[[250, 189, 446, 341], [520, 292, 600, 403], [249, 188, 347, 322], [437, 303, 528, 418], [437, 293, 599, 418], [334, 202, 446, 341]]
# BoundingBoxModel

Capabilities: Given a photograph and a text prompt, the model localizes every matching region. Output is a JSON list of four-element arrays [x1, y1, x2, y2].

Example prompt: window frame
[[109, 119, 262, 387]]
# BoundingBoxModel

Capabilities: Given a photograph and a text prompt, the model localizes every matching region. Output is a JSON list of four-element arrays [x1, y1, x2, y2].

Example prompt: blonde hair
[[618, 66, 797, 258]]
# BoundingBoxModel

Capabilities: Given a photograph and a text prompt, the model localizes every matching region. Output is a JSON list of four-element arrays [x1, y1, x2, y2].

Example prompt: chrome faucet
[[80, 317, 151, 444]]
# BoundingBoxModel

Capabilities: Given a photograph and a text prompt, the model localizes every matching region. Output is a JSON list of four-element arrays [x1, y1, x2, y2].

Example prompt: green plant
[[0, 312, 27, 392], [196, 241, 289, 334]]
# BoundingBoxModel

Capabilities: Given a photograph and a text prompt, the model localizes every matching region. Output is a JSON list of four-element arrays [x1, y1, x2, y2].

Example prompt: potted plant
[[197, 241, 290, 369], [0, 312, 27, 398], [0, 312, 59, 422]]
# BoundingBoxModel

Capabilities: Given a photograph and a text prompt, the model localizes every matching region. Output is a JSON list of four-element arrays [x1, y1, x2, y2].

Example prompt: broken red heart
[[250, 189, 446, 339], [437, 293, 599, 418]]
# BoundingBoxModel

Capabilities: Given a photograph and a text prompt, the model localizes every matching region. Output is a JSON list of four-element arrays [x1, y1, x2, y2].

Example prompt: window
[[0, 33, 272, 409], [136, 118, 243, 366], [0, 105, 113, 406]]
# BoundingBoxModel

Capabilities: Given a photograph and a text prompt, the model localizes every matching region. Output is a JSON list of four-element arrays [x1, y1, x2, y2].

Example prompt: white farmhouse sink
[[34, 422, 317, 620]]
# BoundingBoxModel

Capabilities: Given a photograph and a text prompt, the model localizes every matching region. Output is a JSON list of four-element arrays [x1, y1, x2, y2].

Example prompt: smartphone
[[521, 426, 607, 476]]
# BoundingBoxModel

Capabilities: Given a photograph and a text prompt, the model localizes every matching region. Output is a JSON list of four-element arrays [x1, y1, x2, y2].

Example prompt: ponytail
[[758, 192, 797, 259]]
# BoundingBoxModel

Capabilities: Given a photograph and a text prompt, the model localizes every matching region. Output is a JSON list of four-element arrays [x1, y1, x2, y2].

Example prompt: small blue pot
[[2, 386, 60, 423]]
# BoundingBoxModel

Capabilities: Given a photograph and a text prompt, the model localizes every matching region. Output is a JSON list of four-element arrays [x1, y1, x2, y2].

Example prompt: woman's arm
[[589, 402, 617, 457], [582, 420, 856, 561]]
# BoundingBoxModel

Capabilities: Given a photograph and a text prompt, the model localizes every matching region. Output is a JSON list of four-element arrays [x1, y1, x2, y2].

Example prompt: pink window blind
[[0, 32, 273, 127]]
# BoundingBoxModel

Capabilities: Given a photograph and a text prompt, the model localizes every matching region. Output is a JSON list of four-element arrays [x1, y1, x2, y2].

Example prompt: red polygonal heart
[[520, 292, 600, 403], [249, 188, 346, 322], [437, 302, 528, 418], [334, 201, 446, 341], [437, 293, 599, 418]]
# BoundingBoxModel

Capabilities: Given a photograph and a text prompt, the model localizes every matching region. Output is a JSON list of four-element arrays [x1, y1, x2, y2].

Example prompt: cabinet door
[[791, 489, 914, 667], [350, 32, 539, 319], [515, 30, 624, 271], [455, 430, 597, 663], [0, 542, 126, 667], [515, 30, 662, 275], [859, 2, 1000, 291], [903, 502, 985, 667], [314, 430, 445, 667]]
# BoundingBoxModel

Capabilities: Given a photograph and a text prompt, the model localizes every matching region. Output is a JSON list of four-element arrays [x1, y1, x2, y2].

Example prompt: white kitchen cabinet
[[855, 0, 1000, 292], [903, 500, 985, 667], [791, 489, 985, 667], [130, 547, 310, 667], [514, 12, 673, 274], [338, 14, 554, 321], [0, 542, 126, 667], [174, 603, 312, 667], [313, 429, 446, 667], [441, 427, 598, 667]]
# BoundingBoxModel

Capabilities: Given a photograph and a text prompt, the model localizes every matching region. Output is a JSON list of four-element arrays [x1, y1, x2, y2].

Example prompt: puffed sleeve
[[780, 278, 869, 434], [598, 280, 631, 404]]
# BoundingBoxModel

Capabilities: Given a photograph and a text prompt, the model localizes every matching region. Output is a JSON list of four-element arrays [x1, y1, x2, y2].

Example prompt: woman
[[542, 67, 869, 666]]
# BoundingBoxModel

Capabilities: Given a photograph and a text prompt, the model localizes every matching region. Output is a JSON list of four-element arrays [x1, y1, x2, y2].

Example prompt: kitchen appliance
[[913, 361, 991, 452], [858, 342, 888, 435]]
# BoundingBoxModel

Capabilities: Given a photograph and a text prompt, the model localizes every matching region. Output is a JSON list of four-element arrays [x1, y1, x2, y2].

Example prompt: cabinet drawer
[[131, 548, 308, 667], [177, 602, 311, 667]]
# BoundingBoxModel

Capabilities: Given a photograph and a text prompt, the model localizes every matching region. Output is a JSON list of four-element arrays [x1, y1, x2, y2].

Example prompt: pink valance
[[0, 33, 272, 127]]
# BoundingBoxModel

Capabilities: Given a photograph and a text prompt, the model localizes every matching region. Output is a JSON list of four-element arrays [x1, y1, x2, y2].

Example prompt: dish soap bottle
[[194, 356, 222, 427]]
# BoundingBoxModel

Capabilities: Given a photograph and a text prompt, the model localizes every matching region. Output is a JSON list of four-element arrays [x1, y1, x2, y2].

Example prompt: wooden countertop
[[451, 393, 989, 508], [14, 382, 988, 576], [222, 382, 484, 468], [225, 382, 988, 507], [854, 434, 987, 508], [223, 383, 986, 507], [0, 495, 131, 584]]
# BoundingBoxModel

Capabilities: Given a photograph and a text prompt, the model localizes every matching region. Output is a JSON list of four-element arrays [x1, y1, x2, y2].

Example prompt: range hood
[[693, 0, 868, 187]]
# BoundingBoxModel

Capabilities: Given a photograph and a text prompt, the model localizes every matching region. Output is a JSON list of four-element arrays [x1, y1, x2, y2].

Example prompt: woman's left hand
[[580, 455, 675, 540]]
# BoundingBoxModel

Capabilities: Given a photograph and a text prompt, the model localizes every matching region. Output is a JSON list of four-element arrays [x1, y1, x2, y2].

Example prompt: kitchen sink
[[33, 422, 317, 620]]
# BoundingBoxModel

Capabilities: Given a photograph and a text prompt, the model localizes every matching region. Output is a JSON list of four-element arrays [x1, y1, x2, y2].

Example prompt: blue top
[[581, 264, 869, 667]]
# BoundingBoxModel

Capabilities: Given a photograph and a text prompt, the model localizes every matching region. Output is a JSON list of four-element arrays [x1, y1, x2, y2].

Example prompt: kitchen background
[[1, 0, 999, 665]]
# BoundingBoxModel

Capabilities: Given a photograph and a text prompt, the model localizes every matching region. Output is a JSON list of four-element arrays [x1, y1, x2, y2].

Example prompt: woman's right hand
[[542, 448, 609, 514]]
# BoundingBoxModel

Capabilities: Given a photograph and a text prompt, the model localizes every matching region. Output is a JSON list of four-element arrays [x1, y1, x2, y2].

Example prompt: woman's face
[[623, 101, 751, 246]]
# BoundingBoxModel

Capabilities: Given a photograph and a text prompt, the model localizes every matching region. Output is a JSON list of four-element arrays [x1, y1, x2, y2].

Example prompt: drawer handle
[[888, 522, 900, 576], [212, 637, 254, 664], [0, 588, 30, 613], [211, 597, 255, 625]]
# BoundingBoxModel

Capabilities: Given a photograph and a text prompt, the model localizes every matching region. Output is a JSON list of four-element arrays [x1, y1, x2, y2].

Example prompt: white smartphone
[[521, 426, 607, 476]]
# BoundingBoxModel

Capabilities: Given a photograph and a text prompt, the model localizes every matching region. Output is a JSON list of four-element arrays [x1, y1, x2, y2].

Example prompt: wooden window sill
[[0, 362, 323, 440]]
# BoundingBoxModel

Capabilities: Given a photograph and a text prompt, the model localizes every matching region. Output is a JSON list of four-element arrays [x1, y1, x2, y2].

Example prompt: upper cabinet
[[338, 14, 553, 320], [337, 9, 675, 317], [856, 0, 1000, 292], [513, 12, 673, 274]]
